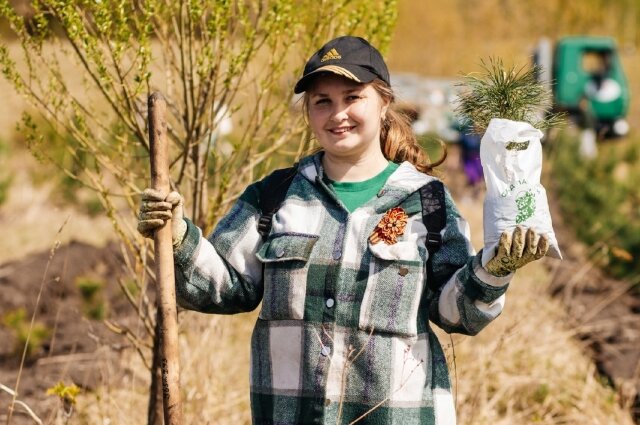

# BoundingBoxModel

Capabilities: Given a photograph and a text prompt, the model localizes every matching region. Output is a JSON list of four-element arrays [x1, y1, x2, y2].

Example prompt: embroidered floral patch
[[369, 207, 408, 245]]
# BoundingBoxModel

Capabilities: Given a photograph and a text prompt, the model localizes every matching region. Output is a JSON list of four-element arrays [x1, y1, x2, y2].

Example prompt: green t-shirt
[[325, 162, 400, 212]]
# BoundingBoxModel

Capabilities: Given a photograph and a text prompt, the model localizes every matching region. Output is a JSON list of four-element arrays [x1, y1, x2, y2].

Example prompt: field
[[1, 0, 640, 424]]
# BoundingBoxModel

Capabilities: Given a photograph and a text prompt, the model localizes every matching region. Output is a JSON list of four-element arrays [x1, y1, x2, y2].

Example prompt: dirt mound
[[0, 240, 136, 423], [546, 202, 640, 421]]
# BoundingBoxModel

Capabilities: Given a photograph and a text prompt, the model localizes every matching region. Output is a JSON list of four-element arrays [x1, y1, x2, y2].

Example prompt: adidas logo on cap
[[321, 48, 341, 62]]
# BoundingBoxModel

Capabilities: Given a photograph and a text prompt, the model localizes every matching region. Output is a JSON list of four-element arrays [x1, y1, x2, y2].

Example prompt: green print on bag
[[515, 190, 536, 223], [500, 179, 527, 198]]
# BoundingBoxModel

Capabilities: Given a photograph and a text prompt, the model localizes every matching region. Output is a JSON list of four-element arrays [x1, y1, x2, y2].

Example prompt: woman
[[138, 36, 548, 425]]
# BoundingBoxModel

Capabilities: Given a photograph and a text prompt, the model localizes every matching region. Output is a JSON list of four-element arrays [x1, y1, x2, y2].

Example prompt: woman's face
[[307, 74, 388, 160]]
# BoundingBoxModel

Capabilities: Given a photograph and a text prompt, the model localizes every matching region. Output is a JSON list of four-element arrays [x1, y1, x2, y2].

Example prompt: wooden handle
[[148, 92, 183, 425]]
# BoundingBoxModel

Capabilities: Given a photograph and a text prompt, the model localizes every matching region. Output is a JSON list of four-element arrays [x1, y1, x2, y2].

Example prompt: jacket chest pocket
[[359, 240, 425, 337], [256, 233, 318, 320]]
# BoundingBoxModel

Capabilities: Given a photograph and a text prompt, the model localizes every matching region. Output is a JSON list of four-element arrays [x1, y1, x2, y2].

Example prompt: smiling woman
[[137, 35, 551, 425], [305, 75, 390, 179]]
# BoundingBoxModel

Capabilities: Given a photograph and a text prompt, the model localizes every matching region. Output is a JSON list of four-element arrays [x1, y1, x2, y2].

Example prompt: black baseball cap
[[294, 36, 390, 94]]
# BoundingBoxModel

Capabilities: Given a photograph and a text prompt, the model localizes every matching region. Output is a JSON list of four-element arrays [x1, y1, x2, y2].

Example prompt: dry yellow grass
[[72, 312, 255, 425], [0, 151, 114, 265], [449, 266, 632, 425]]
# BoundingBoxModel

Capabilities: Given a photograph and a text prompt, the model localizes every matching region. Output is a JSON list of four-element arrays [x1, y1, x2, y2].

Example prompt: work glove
[[137, 189, 188, 247], [483, 226, 549, 277]]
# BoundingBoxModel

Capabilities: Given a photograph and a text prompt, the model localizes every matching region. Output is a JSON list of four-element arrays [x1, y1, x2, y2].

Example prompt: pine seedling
[[455, 57, 565, 133]]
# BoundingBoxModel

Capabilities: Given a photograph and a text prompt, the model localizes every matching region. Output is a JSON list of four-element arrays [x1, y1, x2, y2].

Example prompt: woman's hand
[[137, 189, 187, 247], [484, 226, 549, 277]]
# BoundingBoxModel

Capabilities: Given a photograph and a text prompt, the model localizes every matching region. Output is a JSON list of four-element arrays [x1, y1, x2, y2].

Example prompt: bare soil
[[0, 240, 135, 424], [545, 187, 640, 421]]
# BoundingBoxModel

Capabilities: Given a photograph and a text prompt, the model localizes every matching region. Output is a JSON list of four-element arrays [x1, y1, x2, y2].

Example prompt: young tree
[[0, 0, 397, 422]]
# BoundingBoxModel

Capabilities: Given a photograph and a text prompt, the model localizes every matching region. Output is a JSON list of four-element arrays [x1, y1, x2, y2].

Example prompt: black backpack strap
[[257, 166, 297, 241], [419, 180, 446, 291]]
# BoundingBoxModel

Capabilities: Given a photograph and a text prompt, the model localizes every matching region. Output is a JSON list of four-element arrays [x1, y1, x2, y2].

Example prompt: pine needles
[[455, 57, 565, 133]]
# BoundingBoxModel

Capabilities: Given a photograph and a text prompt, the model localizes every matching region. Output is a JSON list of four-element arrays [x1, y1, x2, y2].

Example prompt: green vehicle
[[535, 36, 630, 137]]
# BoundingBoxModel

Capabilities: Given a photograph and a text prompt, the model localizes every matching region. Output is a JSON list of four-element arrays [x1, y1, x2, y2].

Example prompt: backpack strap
[[257, 166, 297, 241], [419, 180, 446, 291]]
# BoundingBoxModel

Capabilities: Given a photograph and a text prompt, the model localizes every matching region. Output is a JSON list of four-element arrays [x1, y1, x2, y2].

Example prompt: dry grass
[[448, 264, 633, 425], [0, 149, 114, 265], [72, 311, 254, 425]]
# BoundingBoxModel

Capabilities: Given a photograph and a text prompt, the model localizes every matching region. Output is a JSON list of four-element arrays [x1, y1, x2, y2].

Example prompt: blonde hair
[[302, 77, 445, 175], [371, 79, 446, 175]]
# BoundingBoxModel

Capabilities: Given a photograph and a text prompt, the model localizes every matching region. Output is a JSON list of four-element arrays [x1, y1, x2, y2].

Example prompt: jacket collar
[[298, 152, 437, 213]]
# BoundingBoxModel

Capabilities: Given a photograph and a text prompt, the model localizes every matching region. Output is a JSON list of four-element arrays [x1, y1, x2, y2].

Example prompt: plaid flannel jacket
[[174, 153, 512, 425]]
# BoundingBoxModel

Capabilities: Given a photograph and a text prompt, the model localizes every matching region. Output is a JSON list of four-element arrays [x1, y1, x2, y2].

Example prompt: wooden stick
[[148, 92, 184, 425]]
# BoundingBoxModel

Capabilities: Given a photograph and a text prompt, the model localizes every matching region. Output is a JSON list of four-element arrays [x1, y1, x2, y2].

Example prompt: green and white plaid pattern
[[174, 153, 512, 424]]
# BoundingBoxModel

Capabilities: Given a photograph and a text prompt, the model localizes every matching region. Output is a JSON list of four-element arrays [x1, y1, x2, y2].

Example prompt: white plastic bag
[[480, 118, 562, 266]]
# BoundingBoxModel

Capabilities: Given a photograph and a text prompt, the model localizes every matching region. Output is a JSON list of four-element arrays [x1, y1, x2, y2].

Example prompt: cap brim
[[293, 65, 378, 94]]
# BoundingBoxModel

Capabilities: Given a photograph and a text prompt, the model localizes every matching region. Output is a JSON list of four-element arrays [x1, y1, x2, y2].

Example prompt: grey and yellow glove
[[484, 226, 550, 277], [137, 189, 188, 247]]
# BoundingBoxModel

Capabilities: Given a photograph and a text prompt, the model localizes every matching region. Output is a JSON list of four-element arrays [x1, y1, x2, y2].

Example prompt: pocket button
[[398, 266, 409, 276], [275, 247, 285, 258]]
